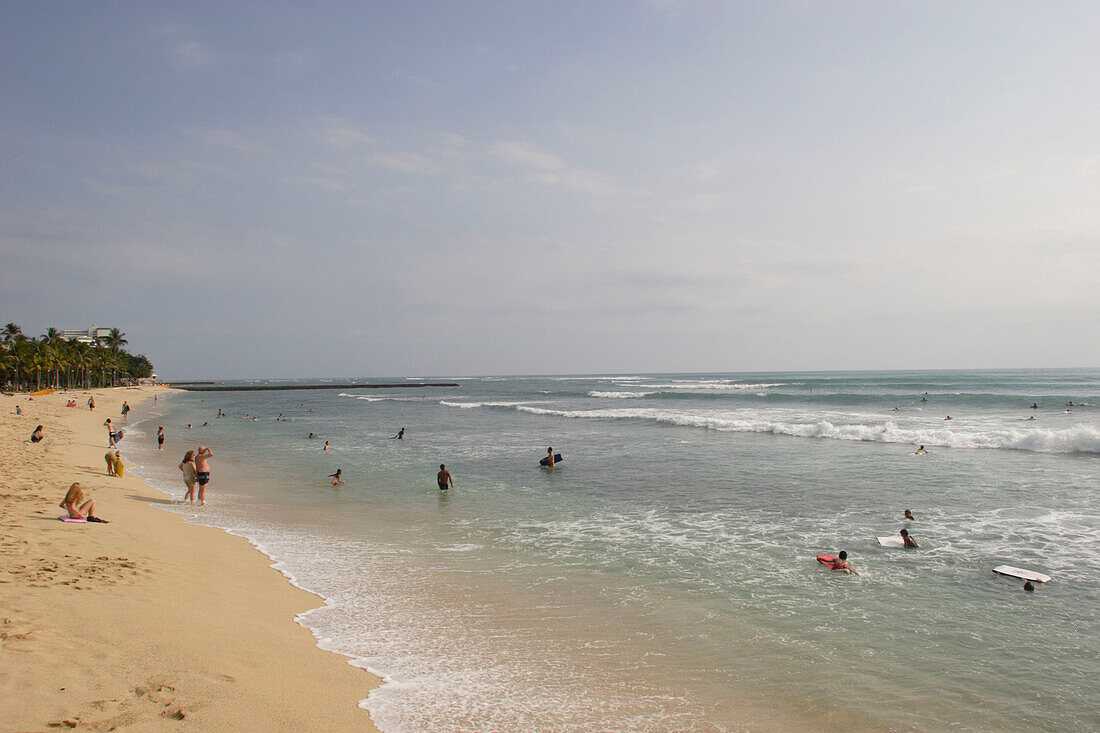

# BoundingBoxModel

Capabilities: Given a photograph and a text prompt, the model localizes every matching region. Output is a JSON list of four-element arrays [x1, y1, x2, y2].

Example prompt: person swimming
[[915, 445, 927, 455], [904, 509, 916, 521], [832, 550, 858, 575], [900, 528, 919, 548]]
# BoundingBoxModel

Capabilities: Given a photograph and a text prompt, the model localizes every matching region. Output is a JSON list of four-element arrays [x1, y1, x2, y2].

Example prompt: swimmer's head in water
[[838, 551, 848, 560], [900, 529, 909, 537]]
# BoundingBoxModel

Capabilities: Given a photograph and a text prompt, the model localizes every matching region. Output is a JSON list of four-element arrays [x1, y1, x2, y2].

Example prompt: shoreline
[[0, 386, 380, 731]]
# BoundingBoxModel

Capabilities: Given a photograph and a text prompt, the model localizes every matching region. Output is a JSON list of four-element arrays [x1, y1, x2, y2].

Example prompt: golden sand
[[0, 386, 379, 731]]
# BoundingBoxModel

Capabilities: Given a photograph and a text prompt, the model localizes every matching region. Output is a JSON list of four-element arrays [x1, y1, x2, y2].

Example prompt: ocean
[[123, 370, 1098, 732]]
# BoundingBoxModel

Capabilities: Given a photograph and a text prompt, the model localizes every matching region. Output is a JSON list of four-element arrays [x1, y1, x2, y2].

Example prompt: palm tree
[[104, 328, 127, 355], [3, 322, 22, 344]]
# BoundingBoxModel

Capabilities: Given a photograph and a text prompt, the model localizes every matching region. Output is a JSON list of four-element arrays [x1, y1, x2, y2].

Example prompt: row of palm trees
[[1, 323, 154, 392]]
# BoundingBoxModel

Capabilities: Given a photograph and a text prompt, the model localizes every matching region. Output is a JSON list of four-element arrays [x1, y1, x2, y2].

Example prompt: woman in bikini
[[59, 482, 107, 522]]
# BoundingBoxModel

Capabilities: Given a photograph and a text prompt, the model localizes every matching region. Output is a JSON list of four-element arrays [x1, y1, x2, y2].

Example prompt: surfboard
[[993, 565, 1051, 583], [877, 536, 904, 548], [539, 453, 563, 466], [59, 515, 87, 523]]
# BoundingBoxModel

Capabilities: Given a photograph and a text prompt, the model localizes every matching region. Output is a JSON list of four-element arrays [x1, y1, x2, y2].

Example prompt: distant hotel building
[[61, 326, 115, 344]]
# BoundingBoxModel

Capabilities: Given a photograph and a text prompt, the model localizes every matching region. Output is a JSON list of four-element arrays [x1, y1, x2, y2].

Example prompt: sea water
[[122, 370, 1099, 732]]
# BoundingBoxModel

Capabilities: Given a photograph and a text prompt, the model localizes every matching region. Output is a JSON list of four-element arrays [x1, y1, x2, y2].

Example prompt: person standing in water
[[157, 426, 165, 450], [392, 428, 405, 439], [545, 447, 555, 467], [904, 509, 917, 521], [195, 446, 213, 505], [437, 464, 453, 491], [179, 450, 197, 503]]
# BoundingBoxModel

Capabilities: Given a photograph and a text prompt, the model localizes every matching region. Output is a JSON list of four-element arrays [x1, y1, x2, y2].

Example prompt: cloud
[[368, 151, 443, 176], [491, 140, 621, 194], [169, 40, 215, 69], [491, 140, 565, 172], [319, 118, 376, 149], [195, 128, 270, 154]]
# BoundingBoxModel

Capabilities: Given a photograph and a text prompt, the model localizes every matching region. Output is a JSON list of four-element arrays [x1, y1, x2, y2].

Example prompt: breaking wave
[[510, 406, 1100, 454]]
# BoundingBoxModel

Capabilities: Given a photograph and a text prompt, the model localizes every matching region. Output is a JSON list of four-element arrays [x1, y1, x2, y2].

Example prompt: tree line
[[1, 323, 154, 391]]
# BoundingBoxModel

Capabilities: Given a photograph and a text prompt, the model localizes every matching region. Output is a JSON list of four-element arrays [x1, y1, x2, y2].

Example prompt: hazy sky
[[2, 2, 1097, 379]]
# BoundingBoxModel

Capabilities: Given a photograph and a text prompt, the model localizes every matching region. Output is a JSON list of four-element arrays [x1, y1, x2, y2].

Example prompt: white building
[[61, 326, 115, 344]]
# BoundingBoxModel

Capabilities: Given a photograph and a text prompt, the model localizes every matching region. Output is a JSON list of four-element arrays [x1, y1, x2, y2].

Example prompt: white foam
[[513, 406, 1100, 454], [588, 391, 658, 399]]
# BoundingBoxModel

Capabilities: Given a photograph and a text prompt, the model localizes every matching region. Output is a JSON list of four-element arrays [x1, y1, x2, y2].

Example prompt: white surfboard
[[992, 565, 1051, 583], [877, 536, 904, 548]]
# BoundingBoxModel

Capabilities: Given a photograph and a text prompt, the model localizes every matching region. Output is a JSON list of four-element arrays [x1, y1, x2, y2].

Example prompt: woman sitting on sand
[[179, 450, 197, 503], [59, 482, 107, 522], [30, 425, 44, 443]]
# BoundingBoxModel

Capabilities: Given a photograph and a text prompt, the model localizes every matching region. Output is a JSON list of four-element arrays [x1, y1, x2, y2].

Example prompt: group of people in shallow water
[[824, 509, 920, 575]]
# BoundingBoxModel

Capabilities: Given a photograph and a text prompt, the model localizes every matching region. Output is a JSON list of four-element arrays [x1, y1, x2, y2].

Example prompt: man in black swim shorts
[[195, 446, 213, 505], [437, 464, 453, 491]]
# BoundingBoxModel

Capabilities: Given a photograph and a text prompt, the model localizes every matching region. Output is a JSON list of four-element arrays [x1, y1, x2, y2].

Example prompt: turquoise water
[[125, 370, 1098, 732]]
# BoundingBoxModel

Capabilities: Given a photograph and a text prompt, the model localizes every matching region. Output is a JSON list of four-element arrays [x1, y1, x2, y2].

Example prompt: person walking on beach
[[329, 469, 344, 487], [179, 450, 197, 503], [157, 426, 165, 450], [87, 396, 95, 410], [121, 401, 130, 418], [195, 446, 213, 506], [437, 464, 453, 491]]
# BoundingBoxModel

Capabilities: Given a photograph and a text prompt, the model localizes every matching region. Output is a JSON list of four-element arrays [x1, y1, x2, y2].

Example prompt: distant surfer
[[1030, 403, 1038, 409], [308, 433, 315, 439], [920, 397, 927, 403], [329, 469, 344, 487], [944, 415, 952, 420], [437, 464, 453, 491], [904, 509, 916, 521], [545, 447, 555, 468], [900, 528, 919, 548], [915, 445, 927, 455], [392, 428, 405, 439]]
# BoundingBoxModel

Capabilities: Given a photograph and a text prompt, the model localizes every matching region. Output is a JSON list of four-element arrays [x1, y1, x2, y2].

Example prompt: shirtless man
[[195, 446, 213, 505], [545, 447, 555, 467], [833, 550, 859, 575], [437, 464, 453, 491], [900, 528, 919, 548]]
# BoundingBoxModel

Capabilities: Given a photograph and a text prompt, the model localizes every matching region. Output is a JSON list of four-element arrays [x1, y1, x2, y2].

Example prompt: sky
[[1, 1, 1098, 379]]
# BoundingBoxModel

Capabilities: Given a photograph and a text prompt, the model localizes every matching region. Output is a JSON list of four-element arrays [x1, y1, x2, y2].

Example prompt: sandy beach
[[0, 386, 379, 731]]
